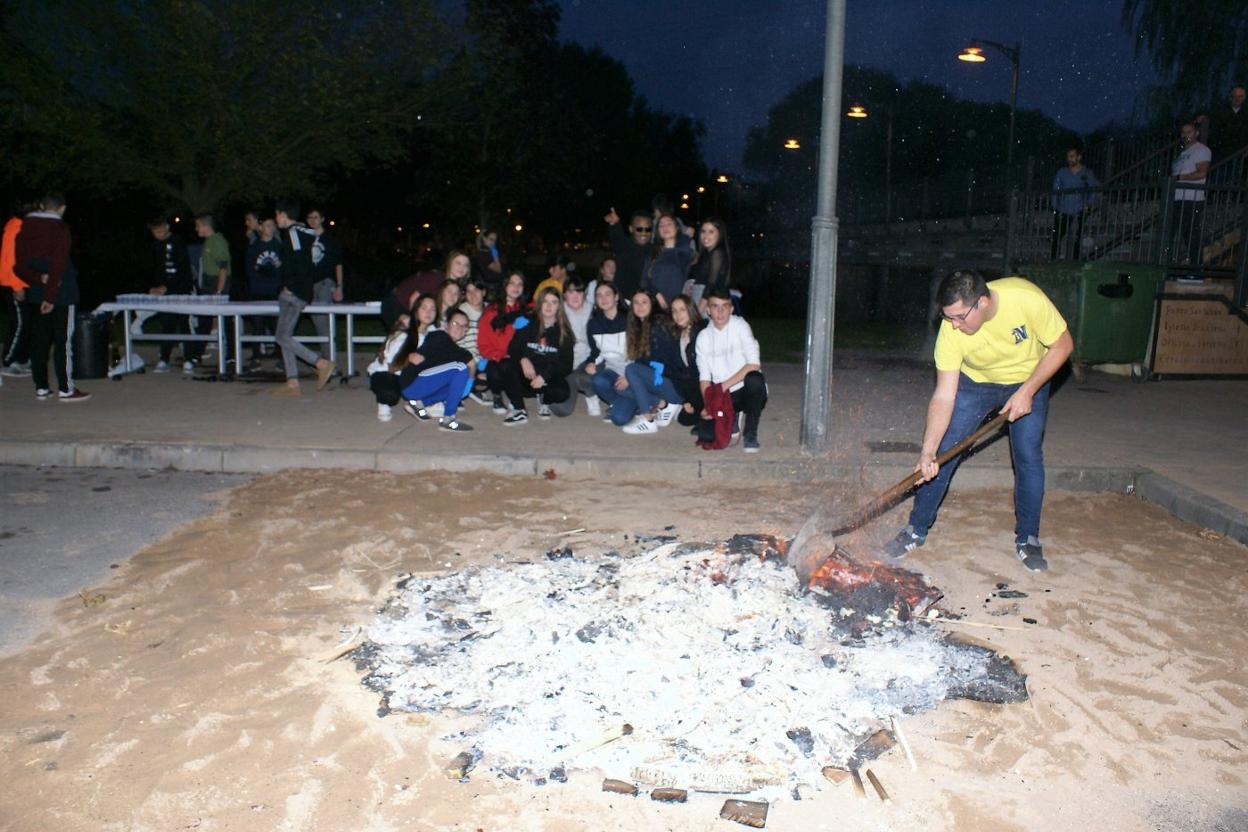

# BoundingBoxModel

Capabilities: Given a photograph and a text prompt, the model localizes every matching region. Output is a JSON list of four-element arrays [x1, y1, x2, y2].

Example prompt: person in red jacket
[[476, 270, 530, 414], [0, 206, 32, 376], [13, 193, 89, 402]]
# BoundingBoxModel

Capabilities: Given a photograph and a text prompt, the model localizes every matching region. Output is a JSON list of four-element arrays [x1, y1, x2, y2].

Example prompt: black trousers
[[2, 286, 30, 366], [500, 358, 570, 410], [29, 303, 73, 392], [369, 371, 403, 406], [673, 376, 704, 427], [695, 370, 767, 439], [152, 312, 188, 362]]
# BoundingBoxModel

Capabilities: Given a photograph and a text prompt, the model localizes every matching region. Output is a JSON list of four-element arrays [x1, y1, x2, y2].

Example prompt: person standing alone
[[272, 200, 334, 396]]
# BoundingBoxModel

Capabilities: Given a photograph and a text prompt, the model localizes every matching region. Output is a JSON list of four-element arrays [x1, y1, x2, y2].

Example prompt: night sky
[[558, 0, 1157, 170]]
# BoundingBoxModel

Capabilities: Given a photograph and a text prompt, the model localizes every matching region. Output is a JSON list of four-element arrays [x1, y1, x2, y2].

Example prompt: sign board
[[1151, 279, 1248, 376]]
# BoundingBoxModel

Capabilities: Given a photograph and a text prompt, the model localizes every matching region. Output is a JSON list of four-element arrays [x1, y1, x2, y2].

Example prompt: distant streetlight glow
[[784, 138, 802, 149], [681, 193, 689, 200], [421, 222, 430, 229], [956, 38, 1022, 165], [846, 104, 868, 118], [696, 186, 706, 193], [680, 202, 689, 210], [397, 226, 403, 232], [514, 223, 523, 232], [716, 174, 729, 184]]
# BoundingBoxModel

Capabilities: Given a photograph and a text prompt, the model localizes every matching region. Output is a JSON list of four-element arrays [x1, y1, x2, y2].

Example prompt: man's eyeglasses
[[943, 296, 982, 324], [631, 226, 653, 233]]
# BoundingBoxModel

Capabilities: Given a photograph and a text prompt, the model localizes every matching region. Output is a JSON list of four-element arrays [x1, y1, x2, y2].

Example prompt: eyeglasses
[[943, 296, 982, 324], [631, 226, 653, 233]]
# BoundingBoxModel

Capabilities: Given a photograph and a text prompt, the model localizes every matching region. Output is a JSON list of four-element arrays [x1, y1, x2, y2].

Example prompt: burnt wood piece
[[444, 750, 478, 779], [820, 766, 850, 785], [720, 799, 769, 828], [865, 769, 890, 801], [602, 778, 639, 796], [850, 767, 867, 798], [650, 787, 688, 803], [852, 728, 897, 766]]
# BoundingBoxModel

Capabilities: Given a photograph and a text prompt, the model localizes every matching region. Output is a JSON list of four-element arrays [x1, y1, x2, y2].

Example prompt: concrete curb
[[2, 439, 1241, 546], [0, 437, 1129, 487], [1132, 471, 1248, 546]]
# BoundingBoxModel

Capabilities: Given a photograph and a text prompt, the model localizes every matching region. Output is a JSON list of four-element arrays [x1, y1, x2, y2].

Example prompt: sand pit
[[0, 470, 1245, 831]]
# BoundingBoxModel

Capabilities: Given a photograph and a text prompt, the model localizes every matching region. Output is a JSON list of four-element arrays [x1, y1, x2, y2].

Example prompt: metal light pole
[[799, 0, 847, 453], [958, 39, 1022, 167]]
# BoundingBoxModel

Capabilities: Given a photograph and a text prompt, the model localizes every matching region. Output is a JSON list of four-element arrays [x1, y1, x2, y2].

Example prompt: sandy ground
[[0, 471, 1245, 832]]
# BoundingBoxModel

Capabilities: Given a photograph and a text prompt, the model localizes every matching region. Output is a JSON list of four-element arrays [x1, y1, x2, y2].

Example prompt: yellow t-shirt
[[934, 277, 1068, 384]]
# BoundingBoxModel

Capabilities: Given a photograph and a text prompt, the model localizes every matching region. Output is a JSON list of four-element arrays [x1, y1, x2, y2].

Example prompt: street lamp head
[[783, 138, 801, 150], [696, 186, 706, 193], [715, 174, 729, 184], [958, 45, 986, 62], [846, 105, 868, 118]]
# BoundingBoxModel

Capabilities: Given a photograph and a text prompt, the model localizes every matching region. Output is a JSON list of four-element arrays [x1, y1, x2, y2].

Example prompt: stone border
[[1, 439, 1242, 546]]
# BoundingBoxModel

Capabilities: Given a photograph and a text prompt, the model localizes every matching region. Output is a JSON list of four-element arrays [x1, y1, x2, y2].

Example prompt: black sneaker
[[491, 396, 508, 415], [439, 417, 473, 432], [743, 434, 760, 453], [503, 409, 528, 426], [403, 401, 431, 421], [1016, 537, 1048, 572], [882, 525, 925, 559]]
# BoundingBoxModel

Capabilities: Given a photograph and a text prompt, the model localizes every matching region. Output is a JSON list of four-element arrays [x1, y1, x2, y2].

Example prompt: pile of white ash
[[353, 534, 1026, 801]]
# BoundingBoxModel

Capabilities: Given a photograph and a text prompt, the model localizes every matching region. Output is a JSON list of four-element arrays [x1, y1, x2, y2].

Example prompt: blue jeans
[[624, 362, 683, 414], [592, 368, 639, 426], [908, 375, 1050, 543]]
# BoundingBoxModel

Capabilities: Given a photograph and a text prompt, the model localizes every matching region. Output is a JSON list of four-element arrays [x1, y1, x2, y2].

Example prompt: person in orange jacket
[[0, 206, 32, 376]]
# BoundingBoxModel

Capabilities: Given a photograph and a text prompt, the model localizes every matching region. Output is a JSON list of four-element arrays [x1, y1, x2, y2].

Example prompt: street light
[[957, 38, 1022, 166], [784, 138, 802, 150]]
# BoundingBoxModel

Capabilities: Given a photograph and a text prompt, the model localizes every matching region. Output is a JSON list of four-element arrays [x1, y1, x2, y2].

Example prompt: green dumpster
[[1019, 261, 1165, 365]]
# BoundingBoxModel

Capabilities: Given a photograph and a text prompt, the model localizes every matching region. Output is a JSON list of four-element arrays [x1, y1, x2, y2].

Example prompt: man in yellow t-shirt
[[883, 270, 1073, 572]]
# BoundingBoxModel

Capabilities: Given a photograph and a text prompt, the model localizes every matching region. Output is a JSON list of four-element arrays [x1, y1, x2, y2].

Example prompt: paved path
[[1, 353, 1244, 542], [0, 465, 248, 655]]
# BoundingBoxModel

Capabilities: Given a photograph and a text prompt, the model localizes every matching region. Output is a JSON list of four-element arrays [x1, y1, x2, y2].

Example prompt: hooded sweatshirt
[[14, 211, 76, 306], [585, 310, 628, 375]]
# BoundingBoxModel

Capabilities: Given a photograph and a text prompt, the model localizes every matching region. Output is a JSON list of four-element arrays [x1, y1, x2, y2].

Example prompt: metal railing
[[1006, 149, 1248, 304]]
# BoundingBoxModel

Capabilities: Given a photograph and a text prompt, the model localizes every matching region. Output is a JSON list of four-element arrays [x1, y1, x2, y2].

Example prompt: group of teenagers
[[365, 211, 767, 451]]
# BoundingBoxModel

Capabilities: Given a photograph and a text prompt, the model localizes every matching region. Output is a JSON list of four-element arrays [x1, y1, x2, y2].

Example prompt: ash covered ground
[[354, 534, 1027, 801]]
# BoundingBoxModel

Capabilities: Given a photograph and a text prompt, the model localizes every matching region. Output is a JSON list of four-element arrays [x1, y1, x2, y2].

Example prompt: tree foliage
[[1122, 0, 1248, 118], [743, 66, 1077, 225], [0, 0, 444, 212]]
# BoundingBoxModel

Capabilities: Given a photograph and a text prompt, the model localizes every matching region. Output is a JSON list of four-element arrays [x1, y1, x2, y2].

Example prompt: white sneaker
[[656, 402, 682, 427], [538, 403, 553, 420], [1, 362, 31, 377], [154, 360, 171, 373], [585, 395, 601, 417], [622, 416, 659, 435], [183, 360, 195, 374], [377, 403, 393, 422]]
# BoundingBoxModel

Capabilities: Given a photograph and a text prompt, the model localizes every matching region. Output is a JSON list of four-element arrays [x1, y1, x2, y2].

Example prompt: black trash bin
[[72, 311, 110, 380]]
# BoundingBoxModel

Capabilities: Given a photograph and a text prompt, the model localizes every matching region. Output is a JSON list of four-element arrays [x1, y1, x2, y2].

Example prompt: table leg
[[123, 309, 134, 372]]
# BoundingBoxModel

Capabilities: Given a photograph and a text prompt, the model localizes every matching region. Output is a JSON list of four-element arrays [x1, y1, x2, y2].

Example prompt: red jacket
[[697, 383, 736, 451], [477, 301, 528, 362]]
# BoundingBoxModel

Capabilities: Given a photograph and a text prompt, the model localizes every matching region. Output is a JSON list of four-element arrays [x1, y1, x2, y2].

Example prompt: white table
[[94, 299, 385, 376]]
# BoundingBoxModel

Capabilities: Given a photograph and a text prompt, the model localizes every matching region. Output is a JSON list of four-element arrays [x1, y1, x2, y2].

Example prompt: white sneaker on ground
[[656, 402, 682, 427], [503, 410, 528, 426], [585, 395, 601, 417], [622, 416, 659, 435], [154, 360, 171, 373], [538, 403, 553, 420], [183, 360, 195, 374], [377, 403, 393, 422]]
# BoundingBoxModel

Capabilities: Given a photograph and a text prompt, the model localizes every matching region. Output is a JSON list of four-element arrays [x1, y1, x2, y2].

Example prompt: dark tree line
[[0, 0, 706, 244]]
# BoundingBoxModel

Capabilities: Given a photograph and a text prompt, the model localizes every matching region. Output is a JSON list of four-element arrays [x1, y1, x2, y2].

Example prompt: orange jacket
[[0, 217, 27, 290]]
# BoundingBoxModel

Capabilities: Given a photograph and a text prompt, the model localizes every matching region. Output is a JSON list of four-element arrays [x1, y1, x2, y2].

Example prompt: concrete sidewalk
[[1, 353, 1245, 542]]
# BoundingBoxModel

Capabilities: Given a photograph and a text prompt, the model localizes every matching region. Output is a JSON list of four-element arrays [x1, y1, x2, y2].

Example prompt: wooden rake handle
[[830, 412, 1010, 537]]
